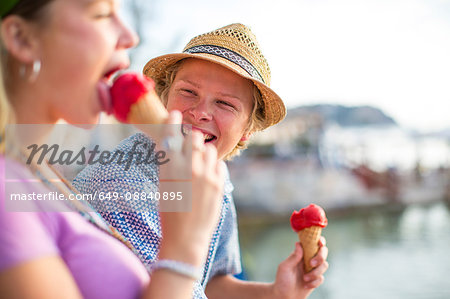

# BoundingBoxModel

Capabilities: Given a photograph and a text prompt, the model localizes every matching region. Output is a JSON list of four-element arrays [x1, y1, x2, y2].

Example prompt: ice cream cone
[[297, 225, 322, 273], [127, 90, 168, 124], [291, 204, 327, 273], [111, 73, 168, 124]]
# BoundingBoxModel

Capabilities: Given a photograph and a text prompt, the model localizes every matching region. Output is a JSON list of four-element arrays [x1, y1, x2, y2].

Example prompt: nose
[[189, 100, 213, 122], [116, 16, 139, 49]]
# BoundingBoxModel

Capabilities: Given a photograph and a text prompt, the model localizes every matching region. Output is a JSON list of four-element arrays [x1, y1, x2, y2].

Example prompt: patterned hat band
[[183, 45, 265, 84]]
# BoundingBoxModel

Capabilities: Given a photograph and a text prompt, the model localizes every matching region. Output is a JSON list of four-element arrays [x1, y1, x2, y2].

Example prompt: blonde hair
[[154, 59, 266, 160], [0, 43, 13, 154]]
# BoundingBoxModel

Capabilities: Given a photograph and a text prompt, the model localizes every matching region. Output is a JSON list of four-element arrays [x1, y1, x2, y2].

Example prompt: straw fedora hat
[[143, 23, 286, 129]]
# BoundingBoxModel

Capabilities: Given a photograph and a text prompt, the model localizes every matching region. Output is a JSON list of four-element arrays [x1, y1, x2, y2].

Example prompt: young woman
[[0, 1, 224, 298], [75, 23, 329, 299]]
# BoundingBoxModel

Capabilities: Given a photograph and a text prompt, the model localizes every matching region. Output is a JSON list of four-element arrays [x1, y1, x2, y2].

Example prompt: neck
[[8, 93, 56, 151], [12, 91, 57, 124], [9, 65, 58, 125]]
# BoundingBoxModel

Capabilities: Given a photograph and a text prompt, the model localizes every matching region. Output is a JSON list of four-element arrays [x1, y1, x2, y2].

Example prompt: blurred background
[[119, 0, 450, 298]]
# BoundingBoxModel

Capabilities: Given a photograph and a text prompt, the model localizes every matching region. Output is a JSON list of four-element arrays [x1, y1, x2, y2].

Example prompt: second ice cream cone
[[291, 204, 327, 272]]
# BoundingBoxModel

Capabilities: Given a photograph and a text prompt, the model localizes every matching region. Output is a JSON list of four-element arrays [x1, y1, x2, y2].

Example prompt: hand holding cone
[[290, 204, 328, 272]]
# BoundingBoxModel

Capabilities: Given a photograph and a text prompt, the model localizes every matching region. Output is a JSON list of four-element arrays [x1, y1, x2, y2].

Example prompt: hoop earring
[[28, 60, 41, 82]]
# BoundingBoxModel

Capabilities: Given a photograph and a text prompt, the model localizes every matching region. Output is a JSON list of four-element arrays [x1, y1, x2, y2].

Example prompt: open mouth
[[103, 67, 122, 81], [182, 125, 217, 144], [203, 133, 216, 143]]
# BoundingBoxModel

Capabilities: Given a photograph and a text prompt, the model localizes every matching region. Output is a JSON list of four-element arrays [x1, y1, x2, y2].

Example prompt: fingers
[[278, 242, 303, 273], [180, 124, 201, 155], [304, 256, 328, 277], [164, 110, 183, 140], [203, 144, 217, 172], [303, 237, 329, 289], [190, 130, 204, 152], [190, 131, 219, 174], [319, 236, 326, 247], [165, 110, 182, 125], [158, 111, 183, 152], [310, 237, 328, 268], [193, 143, 222, 190], [289, 242, 303, 263], [303, 257, 328, 287], [191, 131, 206, 175], [303, 274, 325, 289], [294, 242, 303, 259]]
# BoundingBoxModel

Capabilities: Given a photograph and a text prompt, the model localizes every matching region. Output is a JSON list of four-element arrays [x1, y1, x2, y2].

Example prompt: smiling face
[[4, 0, 138, 124], [166, 59, 254, 160]]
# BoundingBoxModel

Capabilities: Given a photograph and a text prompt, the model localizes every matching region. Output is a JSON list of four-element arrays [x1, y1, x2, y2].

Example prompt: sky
[[123, 0, 450, 133]]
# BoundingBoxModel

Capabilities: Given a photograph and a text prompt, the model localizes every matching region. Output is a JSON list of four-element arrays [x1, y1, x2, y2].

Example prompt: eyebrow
[[216, 92, 242, 101], [178, 79, 201, 89], [177, 79, 242, 101]]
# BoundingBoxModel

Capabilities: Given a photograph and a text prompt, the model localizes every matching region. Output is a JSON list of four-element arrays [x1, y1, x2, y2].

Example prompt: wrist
[[268, 282, 279, 298], [158, 240, 208, 267], [151, 259, 203, 281], [270, 281, 292, 299]]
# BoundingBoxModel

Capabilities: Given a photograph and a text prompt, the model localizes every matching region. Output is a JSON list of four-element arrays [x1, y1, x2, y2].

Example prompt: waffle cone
[[127, 89, 169, 124], [298, 226, 322, 273]]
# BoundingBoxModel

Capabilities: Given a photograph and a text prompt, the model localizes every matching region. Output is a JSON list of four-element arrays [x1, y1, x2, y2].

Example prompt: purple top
[[0, 155, 149, 298]]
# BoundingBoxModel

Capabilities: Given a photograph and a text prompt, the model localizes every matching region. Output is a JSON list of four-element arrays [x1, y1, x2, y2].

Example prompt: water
[[238, 202, 450, 299]]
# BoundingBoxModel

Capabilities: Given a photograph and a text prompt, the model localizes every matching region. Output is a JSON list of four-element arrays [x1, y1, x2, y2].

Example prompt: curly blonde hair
[[153, 59, 266, 160]]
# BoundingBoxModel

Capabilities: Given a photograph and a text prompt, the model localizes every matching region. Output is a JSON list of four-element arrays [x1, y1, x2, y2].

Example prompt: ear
[[240, 131, 253, 142], [1, 15, 40, 64]]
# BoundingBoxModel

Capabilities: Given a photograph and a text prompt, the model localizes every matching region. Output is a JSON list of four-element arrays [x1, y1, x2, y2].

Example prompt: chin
[[65, 113, 101, 127]]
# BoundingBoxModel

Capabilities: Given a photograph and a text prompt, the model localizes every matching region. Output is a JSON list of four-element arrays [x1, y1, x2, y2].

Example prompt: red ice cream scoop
[[110, 72, 168, 124], [290, 203, 328, 232]]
